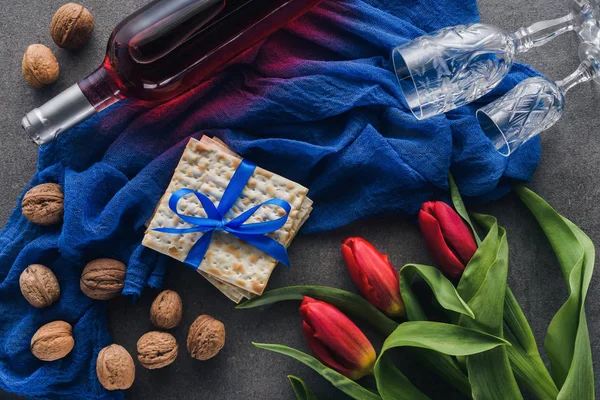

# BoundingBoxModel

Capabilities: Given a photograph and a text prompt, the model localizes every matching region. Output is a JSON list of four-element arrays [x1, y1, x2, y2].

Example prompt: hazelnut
[[22, 183, 64, 226], [187, 315, 225, 360], [150, 290, 183, 329], [96, 344, 135, 390], [80, 259, 126, 300], [19, 264, 60, 308], [50, 3, 95, 49], [31, 321, 74, 361], [22, 45, 59, 88], [137, 331, 178, 369]]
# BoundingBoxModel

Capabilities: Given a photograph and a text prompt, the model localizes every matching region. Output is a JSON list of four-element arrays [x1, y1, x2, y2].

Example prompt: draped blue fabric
[[0, 0, 540, 398]]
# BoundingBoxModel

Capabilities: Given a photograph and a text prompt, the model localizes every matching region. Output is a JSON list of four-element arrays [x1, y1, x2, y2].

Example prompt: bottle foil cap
[[22, 84, 96, 146]]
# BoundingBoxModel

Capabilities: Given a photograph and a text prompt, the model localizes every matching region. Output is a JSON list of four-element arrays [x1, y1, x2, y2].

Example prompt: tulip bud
[[300, 297, 376, 380], [418, 201, 477, 278], [341, 237, 405, 317]]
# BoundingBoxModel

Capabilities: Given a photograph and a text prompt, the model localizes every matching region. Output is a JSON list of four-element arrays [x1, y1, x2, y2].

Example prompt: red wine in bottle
[[23, 0, 323, 145]]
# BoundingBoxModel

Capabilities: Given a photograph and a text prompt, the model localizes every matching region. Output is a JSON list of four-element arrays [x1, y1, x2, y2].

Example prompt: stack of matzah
[[142, 136, 312, 303]]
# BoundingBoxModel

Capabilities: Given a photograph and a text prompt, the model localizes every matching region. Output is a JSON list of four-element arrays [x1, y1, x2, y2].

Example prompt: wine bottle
[[22, 0, 323, 145]]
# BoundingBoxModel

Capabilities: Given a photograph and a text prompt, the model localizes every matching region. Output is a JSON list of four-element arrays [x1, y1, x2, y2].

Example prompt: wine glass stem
[[513, 12, 579, 54], [557, 60, 595, 94]]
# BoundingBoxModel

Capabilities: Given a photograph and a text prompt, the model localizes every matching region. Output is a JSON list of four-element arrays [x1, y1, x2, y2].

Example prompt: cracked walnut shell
[[187, 315, 225, 360], [31, 320, 74, 361], [80, 259, 126, 300], [137, 331, 178, 369], [22, 183, 64, 225], [150, 290, 183, 329], [19, 264, 60, 308], [96, 344, 135, 390], [50, 3, 94, 49]]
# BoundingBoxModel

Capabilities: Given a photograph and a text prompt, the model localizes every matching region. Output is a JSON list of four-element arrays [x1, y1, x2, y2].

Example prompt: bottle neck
[[78, 64, 123, 112], [557, 60, 596, 94], [21, 64, 123, 146], [513, 12, 580, 54]]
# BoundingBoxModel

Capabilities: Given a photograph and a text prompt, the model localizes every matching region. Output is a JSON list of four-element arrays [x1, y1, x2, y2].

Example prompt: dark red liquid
[[80, 0, 323, 108]]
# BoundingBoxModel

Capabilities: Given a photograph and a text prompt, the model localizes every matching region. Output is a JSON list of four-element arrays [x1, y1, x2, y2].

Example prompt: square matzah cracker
[[144, 136, 312, 303], [143, 138, 309, 296]]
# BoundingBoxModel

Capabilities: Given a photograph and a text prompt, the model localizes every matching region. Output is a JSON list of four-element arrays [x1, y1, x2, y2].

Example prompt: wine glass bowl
[[476, 78, 564, 156], [392, 24, 516, 120], [478, 41, 600, 156]]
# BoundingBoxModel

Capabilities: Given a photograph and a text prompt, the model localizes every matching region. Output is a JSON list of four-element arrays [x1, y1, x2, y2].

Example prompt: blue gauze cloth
[[0, 0, 541, 398]]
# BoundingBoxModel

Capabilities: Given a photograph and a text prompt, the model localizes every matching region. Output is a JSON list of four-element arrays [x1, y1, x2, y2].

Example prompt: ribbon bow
[[153, 159, 292, 268]]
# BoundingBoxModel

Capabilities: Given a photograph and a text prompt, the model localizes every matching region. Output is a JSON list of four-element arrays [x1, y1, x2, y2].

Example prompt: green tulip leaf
[[237, 286, 398, 336], [504, 289, 559, 400], [448, 173, 481, 244], [288, 376, 318, 400], [503, 287, 541, 358], [457, 213, 499, 303], [374, 321, 509, 400], [380, 321, 509, 355], [400, 264, 474, 320], [253, 343, 381, 400], [457, 215, 523, 400], [516, 186, 595, 399]]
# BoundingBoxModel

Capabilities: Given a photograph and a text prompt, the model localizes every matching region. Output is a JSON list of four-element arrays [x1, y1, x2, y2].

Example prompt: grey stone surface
[[0, 0, 598, 399]]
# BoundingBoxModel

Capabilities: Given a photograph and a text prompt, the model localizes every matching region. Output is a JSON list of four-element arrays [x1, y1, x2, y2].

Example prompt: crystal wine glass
[[477, 42, 600, 156], [392, 0, 600, 120]]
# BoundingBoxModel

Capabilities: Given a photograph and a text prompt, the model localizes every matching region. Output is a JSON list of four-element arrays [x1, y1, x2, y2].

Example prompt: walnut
[[50, 3, 95, 49], [80, 259, 126, 300], [30, 321, 74, 361], [137, 331, 178, 369], [22, 45, 59, 88], [19, 264, 60, 308], [150, 290, 183, 329], [187, 315, 225, 360], [21, 183, 64, 225], [96, 344, 135, 390]]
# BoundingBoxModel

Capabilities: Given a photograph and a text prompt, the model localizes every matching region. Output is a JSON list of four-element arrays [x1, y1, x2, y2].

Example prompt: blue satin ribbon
[[152, 159, 292, 269]]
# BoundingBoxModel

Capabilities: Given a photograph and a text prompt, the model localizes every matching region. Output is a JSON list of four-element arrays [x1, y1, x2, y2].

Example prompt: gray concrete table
[[1, 0, 598, 399]]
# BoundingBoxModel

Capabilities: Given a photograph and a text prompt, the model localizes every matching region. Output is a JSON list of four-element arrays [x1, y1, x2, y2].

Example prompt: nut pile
[[17, 185, 227, 392], [131, 289, 226, 374], [22, 3, 95, 88], [88, 288, 227, 391]]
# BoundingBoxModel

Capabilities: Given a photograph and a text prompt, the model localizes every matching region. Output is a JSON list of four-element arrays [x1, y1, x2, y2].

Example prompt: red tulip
[[300, 297, 376, 380], [341, 237, 405, 317], [418, 201, 477, 278]]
